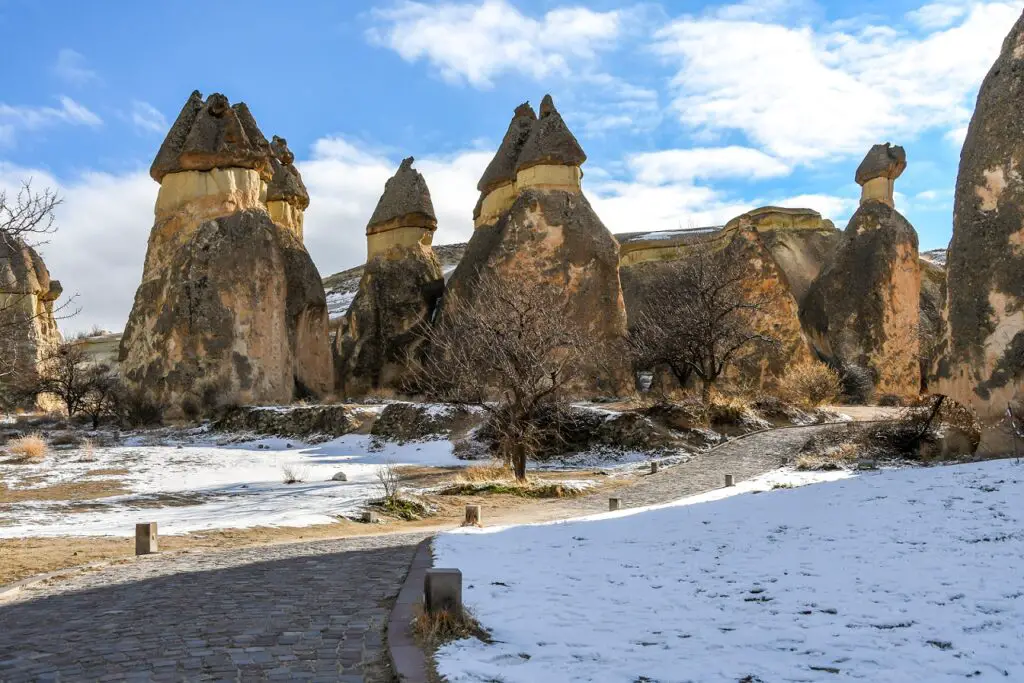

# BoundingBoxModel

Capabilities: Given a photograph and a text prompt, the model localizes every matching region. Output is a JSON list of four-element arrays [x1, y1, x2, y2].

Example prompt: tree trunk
[[701, 380, 712, 404], [512, 442, 528, 482]]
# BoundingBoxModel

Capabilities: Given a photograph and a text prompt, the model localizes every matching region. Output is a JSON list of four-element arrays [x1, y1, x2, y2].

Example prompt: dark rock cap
[[267, 136, 309, 210], [150, 90, 272, 182], [477, 102, 537, 193], [367, 157, 436, 231], [855, 143, 907, 186], [515, 94, 587, 173]]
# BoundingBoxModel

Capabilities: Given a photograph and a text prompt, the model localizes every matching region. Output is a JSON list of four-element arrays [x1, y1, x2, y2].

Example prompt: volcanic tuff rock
[[0, 230, 63, 405], [933, 10, 1024, 421], [335, 157, 444, 396], [801, 145, 921, 399], [266, 136, 309, 239], [856, 143, 906, 208], [449, 95, 630, 394], [120, 91, 332, 413]]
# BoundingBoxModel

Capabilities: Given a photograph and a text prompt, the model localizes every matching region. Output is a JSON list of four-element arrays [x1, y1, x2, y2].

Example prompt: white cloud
[[771, 193, 857, 224], [654, 1, 1019, 162], [628, 147, 791, 184], [907, 2, 970, 29], [0, 96, 102, 145], [52, 49, 100, 86], [367, 0, 622, 88], [130, 101, 168, 135]]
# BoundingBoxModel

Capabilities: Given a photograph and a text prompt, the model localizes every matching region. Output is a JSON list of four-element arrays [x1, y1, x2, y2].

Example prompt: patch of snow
[[435, 461, 1024, 682], [326, 289, 357, 318], [0, 434, 466, 538]]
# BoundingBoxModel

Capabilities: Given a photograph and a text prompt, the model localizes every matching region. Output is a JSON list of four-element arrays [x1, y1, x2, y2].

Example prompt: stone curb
[[387, 536, 435, 682]]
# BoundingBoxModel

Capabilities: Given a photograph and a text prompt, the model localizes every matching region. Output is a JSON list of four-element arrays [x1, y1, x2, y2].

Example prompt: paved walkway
[[0, 424, 839, 682], [0, 533, 428, 682]]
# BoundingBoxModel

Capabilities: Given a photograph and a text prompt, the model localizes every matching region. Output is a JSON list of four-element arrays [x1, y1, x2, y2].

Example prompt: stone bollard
[[609, 497, 621, 511], [135, 522, 158, 555], [464, 505, 482, 527], [362, 511, 380, 524], [857, 459, 877, 471], [424, 568, 462, 615], [725, 474, 735, 488], [651, 462, 659, 475]]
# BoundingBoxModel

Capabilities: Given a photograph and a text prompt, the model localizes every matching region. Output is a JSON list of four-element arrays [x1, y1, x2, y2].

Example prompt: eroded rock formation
[[0, 231, 63, 397], [449, 95, 630, 394], [801, 143, 921, 399], [120, 91, 332, 413], [933, 11, 1024, 421], [335, 157, 444, 395], [266, 136, 309, 239]]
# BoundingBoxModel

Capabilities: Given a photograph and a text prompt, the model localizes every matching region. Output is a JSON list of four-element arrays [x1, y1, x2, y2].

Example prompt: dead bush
[[376, 461, 402, 503], [839, 362, 874, 405], [281, 464, 308, 484], [708, 394, 752, 425], [795, 443, 860, 471], [8, 432, 47, 462], [120, 390, 164, 427], [779, 361, 842, 408], [411, 603, 489, 651], [458, 462, 512, 483]]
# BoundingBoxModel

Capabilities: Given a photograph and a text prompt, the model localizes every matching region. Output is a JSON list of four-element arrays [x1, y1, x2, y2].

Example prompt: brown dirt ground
[[0, 466, 628, 587], [0, 479, 131, 505]]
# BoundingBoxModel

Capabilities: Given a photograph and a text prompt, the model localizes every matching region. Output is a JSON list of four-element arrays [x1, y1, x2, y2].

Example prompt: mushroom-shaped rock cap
[[366, 157, 437, 232], [515, 94, 587, 173], [477, 102, 537, 193], [150, 90, 272, 182], [267, 136, 310, 210], [855, 143, 907, 186]]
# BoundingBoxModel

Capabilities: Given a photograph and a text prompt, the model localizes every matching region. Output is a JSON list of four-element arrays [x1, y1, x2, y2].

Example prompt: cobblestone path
[[0, 424, 841, 682], [0, 533, 428, 682]]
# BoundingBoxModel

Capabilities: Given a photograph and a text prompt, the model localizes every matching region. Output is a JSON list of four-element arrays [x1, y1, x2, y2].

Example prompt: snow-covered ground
[[435, 461, 1024, 682], [0, 434, 464, 538]]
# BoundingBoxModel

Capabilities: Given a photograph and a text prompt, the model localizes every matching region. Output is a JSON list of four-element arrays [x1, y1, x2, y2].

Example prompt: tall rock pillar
[[335, 157, 444, 395], [800, 143, 921, 400], [448, 95, 630, 395], [934, 10, 1024, 422], [119, 91, 332, 413]]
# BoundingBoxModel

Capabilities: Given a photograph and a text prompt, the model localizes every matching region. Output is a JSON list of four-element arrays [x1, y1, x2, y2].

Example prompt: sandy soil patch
[[0, 479, 130, 505]]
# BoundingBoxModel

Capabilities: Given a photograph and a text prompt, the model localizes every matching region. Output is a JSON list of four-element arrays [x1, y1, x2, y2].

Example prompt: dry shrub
[[708, 393, 751, 424], [779, 361, 842, 408], [281, 464, 308, 484], [795, 443, 859, 471], [376, 461, 402, 502], [80, 438, 95, 462], [8, 433, 47, 462], [457, 462, 512, 483]]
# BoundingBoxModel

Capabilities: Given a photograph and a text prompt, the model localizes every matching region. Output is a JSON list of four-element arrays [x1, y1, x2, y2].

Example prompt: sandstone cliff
[[448, 95, 630, 394], [801, 144, 921, 399], [120, 91, 332, 413], [334, 157, 444, 396], [932, 10, 1024, 422]]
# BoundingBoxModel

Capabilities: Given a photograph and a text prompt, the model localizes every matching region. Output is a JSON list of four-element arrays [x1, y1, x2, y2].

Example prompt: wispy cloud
[[52, 49, 101, 86], [129, 101, 167, 135], [0, 96, 102, 145]]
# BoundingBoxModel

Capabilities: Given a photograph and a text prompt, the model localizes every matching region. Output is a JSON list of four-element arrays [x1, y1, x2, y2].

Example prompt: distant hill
[[921, 248, 947, 267]]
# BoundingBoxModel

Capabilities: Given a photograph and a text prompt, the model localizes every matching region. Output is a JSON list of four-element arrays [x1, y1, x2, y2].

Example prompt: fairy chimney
[[856, 143, 906, 208], [120, 91, 332, 413], [335, 157, 444, 395]]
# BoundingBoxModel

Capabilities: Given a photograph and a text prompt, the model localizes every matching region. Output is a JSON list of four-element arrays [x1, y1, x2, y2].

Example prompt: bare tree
[[0, 181, 61, 246], [32, 341, 93, 417], [81, 364, 122, 430], [629, 240, 778, 402], [415, 273, 599, 481]]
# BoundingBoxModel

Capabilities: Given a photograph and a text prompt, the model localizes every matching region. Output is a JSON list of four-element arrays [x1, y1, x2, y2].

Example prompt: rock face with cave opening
[[447, 95, 631, 394], [933, 11, 1024, 422], [334, 157, 444, 395], [119, 91, 332, 413], [800, 143, 921, 399]]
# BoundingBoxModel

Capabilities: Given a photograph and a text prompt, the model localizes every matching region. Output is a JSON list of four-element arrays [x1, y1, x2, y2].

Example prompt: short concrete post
[[464, 505, 482, 527], [609, 497, 621, 511], [135, 522, 157, 555], [857, 459, 877, 471], [362, 511, 380, 524], [725, 474, 735, 488], [424, 568, 462, 615], [650, 462, 659, 474]]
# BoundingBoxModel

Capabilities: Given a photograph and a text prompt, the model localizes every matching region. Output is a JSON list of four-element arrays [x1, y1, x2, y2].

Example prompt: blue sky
[[0, 0, 1019, 332]]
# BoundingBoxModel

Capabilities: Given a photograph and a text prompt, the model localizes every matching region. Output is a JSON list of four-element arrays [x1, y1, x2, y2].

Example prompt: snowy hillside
[[435, 461, 1024, 682]]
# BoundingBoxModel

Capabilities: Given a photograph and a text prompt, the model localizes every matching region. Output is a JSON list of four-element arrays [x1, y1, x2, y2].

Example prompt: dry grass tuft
[[457, 461, 512, 484], [411, 604, 489, 650], [80, 438, 96, 462], [281, 464, 308, 484], [708, 393, 752, 424], [8, 433, 48, 463]]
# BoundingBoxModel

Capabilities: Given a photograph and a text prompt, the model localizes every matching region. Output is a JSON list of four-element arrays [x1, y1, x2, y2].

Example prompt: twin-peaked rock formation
[[801, 143, 921, 399], [934, 10, 1024, 421], [449, 95, 630, 393], [120, 91, 332, 412], [335, 157, 444, 394]]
